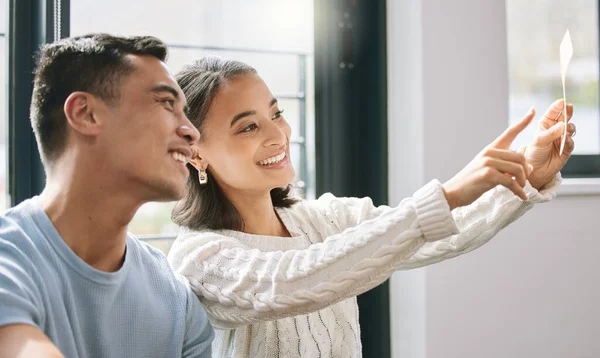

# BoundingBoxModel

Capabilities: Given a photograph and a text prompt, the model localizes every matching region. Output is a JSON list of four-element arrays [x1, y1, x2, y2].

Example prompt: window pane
[[127, 202, 178, 236], [0, 0, 8, 210], [0, 0, 5, 33], [507, 0, 599, 154], [71, 1, 315, 240], [136, 237, 175, 256]]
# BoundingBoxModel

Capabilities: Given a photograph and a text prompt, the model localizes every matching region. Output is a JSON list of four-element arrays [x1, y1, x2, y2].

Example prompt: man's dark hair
[[30, 33, 168, 166]]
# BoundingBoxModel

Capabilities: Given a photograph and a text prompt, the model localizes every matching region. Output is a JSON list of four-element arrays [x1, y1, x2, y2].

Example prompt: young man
[[0, 34, 213, 357]]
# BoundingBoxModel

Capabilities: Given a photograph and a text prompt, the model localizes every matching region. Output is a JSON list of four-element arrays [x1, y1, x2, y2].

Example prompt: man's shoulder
[[0, 201, 45, 268], [126, 234, 192, 295], [127, 234, 171, 268], [0, 202, 48, 329]]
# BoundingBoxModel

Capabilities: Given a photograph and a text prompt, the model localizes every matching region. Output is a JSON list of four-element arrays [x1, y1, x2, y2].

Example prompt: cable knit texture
[[168, 174, 561, 358]]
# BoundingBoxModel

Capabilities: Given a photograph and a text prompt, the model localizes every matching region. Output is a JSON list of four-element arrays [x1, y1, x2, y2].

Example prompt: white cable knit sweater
[[168, 175, 561, 358]]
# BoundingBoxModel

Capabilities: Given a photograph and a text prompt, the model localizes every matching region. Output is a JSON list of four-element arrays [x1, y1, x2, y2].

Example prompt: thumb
[[492, 107, 535, 149], [533, 121, 565, 147]]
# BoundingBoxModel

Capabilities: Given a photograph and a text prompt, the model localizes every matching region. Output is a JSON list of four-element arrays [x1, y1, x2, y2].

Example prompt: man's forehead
[[123, 54, 182, 94]]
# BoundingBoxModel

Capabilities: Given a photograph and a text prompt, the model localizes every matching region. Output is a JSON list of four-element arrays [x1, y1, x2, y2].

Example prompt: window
[[7, 1, 388, 354], [506, 0, 600, 177], [70, 0, 315, 251], [0, 0, 8, 209]]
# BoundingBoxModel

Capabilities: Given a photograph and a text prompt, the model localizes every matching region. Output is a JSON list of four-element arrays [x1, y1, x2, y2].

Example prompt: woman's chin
[[268, 171, 296, 189]]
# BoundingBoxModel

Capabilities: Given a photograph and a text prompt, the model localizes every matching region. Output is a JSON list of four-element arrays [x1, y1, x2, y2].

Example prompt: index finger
[[491, 108, 535, 149]]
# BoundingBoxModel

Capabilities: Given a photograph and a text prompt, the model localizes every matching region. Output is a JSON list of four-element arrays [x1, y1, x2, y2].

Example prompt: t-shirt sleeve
[[0, 239, 43, 329], [181, 278, 214, 358]]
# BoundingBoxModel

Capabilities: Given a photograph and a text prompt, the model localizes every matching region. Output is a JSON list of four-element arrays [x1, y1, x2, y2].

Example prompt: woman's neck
[[227, 190, 291, 237]]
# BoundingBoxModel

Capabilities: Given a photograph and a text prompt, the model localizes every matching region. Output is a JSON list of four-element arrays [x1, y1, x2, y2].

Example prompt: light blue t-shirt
[[0, 197, 214, 357]]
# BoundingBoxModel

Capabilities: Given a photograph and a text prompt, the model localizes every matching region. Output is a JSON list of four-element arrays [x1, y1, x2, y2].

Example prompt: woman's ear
[[189, 144, 208, 171]]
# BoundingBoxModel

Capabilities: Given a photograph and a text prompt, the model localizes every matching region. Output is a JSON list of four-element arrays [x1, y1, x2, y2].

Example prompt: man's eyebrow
[[150, 85, 180, 99]]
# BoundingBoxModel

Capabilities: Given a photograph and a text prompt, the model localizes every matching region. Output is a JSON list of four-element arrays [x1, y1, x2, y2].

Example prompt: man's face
[[98, 54, 199, 202]]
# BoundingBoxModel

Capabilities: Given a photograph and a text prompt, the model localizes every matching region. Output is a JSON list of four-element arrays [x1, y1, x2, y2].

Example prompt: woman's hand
[[442, 109, 535, 210], [522, 99, 575, 190]]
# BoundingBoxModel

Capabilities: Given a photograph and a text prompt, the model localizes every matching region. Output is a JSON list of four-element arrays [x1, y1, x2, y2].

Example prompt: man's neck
[[39, 170, 141, 272]]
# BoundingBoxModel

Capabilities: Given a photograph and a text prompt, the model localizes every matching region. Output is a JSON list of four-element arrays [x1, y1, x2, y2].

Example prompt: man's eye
[[272, 109, 285, 119]]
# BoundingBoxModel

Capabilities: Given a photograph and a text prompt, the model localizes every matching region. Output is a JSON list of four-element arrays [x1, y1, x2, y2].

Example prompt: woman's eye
[[240, 124, 258, 133]]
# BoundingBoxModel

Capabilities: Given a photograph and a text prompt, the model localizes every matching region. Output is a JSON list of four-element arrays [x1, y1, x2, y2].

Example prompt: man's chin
[[146, 182, 185, 203], [161, 186, 185, 202]]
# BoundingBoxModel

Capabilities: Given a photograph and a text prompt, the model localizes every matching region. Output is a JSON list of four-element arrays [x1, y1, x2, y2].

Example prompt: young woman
[[167, 57, 575, 357]]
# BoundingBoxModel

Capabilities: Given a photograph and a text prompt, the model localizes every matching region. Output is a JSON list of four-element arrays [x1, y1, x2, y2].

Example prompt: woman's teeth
[[259, 152, 285, 165], [171, 152, 187, 163]]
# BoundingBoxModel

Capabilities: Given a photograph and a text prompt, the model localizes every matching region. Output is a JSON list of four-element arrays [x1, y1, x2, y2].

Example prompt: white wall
[[388, 1, 600, 357]]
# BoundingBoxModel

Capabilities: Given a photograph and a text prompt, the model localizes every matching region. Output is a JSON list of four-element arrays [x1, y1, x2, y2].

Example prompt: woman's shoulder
[[168, 226, 244, 263], [281, 195, 333, 220], [176, 225, 230, 242], [289, 192, 346, 212], [280, 194, 350, 233], [292, 193, 376, 217]]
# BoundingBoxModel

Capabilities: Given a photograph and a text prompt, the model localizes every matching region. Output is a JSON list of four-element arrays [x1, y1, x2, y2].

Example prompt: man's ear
[[63, 92, 104, 137], [189, 144, 208, 171]]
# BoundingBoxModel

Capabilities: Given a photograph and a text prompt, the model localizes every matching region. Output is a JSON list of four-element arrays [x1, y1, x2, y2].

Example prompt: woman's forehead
[[210, 74, 273, 112]]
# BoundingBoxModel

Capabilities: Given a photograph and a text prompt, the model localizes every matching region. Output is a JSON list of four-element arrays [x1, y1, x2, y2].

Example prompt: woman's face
[[194, 73, 295, 196]]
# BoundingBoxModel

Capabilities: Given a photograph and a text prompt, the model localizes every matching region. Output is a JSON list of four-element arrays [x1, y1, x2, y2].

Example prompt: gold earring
[[198, 169, 208, 185]]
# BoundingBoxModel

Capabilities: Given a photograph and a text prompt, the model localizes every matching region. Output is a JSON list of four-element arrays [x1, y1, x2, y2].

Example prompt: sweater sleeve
[[168, 175, 560, 329], [398, 173, 561, 268], [168, 179, 457, 328]]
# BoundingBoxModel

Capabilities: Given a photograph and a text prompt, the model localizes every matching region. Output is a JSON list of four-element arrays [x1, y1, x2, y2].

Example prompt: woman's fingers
[[568, 123, 576, 136], [483, 148, 530, 176], [481, 157, 527, 187], [492, 108, 535, 149], [533, 121, 565, 147], [564, 136, 575, 156], [542, 99, 573, 123], [496, 170, 528, 200]]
